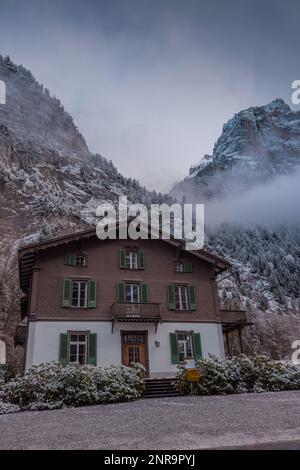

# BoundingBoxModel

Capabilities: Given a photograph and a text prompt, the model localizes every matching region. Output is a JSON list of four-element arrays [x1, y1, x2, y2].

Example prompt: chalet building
[[18, 227, 249, 377]]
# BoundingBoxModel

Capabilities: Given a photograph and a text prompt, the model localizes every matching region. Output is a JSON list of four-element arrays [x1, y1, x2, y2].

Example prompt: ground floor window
[[177, 332, 194, 361], [69, 333, 87, 364]]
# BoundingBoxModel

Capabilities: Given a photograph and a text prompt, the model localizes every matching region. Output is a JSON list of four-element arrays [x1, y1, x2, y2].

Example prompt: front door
[[121, 331, 148, 376]]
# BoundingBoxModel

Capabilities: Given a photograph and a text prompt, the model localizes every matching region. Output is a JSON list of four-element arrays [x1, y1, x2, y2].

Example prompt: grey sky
[[0, 0, 299, 191]]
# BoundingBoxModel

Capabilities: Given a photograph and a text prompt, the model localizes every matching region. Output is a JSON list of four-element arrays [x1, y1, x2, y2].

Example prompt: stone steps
[[142, 377, 185, 398]]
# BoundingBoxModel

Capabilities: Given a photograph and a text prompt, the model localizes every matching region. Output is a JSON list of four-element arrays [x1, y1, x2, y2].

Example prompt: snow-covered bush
[[0, 364, 16, 389], [1, 361, 146, 412], [177, 355, 300, 395], [0, 401, 20, 414], [95, 362, 145, 403], [0, 366, 5, 389]]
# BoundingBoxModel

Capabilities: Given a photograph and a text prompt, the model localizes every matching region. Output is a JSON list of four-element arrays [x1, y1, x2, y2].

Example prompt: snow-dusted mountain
[[0, 55, 89, 159], [0, 55, 172, 240], [171, 99, 300, 357], [172, 99, 300, 200]]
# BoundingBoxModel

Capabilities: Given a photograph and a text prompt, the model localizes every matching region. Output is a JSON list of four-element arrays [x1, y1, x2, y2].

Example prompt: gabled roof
[[18, 225, 231, 292]]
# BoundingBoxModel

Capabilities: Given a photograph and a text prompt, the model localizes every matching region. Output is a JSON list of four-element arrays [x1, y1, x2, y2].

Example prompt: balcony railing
[[220, 299, 247, 324], [111, 302, 162, 332], [220, 309, 248, 324]]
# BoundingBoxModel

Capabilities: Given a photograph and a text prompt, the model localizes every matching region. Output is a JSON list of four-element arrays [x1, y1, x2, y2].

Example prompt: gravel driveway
[[0, 391, 300, 449]]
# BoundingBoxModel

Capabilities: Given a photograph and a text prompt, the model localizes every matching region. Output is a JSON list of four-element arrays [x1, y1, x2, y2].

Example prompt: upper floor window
[[167, 284, 197, 311], [173, 260, 193, 273], [76, 256, 86, 267], [126, 251, 138, 270], [119, 250, 145, 270], [174, 262, 184, 272], [62, 279, 97, 308], [65, 254, 87, 267], [117, 282, 149, 303], [72, 280, 88, 308], [174, 285, 189, 310], [125, 283, 140, 303]]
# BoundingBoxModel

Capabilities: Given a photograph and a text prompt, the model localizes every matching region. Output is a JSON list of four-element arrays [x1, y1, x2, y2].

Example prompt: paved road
[[0, 391, 300, 450]]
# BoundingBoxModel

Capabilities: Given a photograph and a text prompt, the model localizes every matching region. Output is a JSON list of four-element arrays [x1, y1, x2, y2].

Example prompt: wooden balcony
[[111, 302, 162, 332], [220, 300, 252, 331], [220, 309, 247, 323]]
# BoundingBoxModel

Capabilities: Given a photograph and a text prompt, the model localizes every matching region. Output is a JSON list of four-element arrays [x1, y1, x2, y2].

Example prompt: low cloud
[[205, 166, 300, 228]]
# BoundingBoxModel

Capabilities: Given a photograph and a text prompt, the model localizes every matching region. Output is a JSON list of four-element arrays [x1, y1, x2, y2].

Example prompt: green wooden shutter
[[193, 333, 202, 361], [87, 333, 97, 366], [88, 280, 97, 308], [141, 284, 149, 303], [188, 285, 197, 310], [59, 334, 69, 366], [117, 282, 125, 302], [62, 279, 71, 307], [64, 255, 76, 266], [138, 251, 145, 269], [167, 284, 176, 310], [184, 263, 193, 273], [119, 250, 126, 269], [169, 333, 179, 364]]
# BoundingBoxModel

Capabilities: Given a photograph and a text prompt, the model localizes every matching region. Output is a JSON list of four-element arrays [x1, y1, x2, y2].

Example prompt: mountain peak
[[0, 55, 89, 158], [263, 98, 291, 113], [171, 98, 300, 200]]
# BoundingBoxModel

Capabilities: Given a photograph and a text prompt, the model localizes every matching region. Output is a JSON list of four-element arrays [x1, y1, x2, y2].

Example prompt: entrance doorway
[[121, 331, 149, 376]]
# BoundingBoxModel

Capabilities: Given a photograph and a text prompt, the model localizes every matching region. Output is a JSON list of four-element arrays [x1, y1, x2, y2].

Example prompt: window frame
[[68, 333, 88, 365], [125, 251, 138, 270], [174, 261, 184, 272], [125, 282, 141, 303], [174, 284, 189, 310], [176, 331, 194, 362], [75, 255, 87, 267], [71, 280, 88, 308]]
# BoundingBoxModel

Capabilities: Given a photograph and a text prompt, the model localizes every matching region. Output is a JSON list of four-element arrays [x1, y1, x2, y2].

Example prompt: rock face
[[0, 55, 172, 240], [0, 55, 89, 158], [172, 99, 300, 200]]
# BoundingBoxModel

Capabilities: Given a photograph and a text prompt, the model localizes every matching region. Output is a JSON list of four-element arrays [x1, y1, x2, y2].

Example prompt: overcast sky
[[0, 0, 299, 191]]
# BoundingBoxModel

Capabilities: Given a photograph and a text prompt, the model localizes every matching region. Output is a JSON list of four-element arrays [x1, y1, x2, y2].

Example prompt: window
[[177, 332, 194, 362], [76, 255, 86, 267], [65, 254, 87, 266], [69, 334, 87, 365], [126, 251, 138, 269], [119, 250, 145, 269], [174, 262, 184, 272], [59, 332, 97, 366], [71, 280, 88, 308], [123, 332, 145, 344], [174, 285, 189, 310], [173, 261, 192, 273], [125, 283, 140, 303]]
